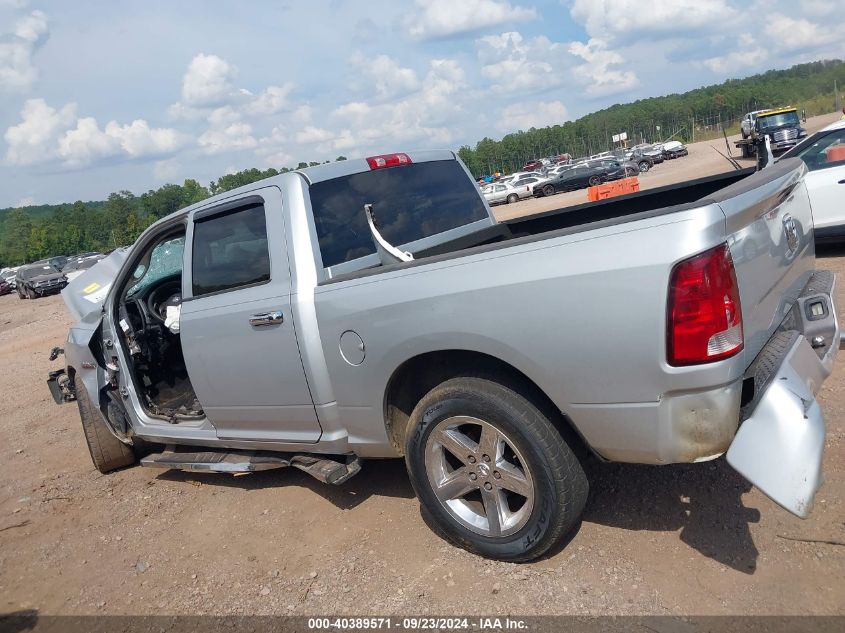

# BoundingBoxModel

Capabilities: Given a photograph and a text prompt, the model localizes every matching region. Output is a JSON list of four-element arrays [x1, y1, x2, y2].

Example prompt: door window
[[789, 129, 845, 172], [192, 203, 271, 297]]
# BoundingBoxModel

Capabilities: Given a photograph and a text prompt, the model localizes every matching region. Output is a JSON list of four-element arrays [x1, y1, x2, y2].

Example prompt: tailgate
[[712, 158, 814, 365]]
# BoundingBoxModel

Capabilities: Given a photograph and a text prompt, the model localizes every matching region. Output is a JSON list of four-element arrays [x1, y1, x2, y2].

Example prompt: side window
[[191, 203, 271, 297], [794, 130, 845, 172]]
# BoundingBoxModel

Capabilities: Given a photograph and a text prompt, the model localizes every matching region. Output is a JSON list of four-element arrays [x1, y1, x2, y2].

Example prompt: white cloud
[[500, 100, 569, 131], [568, 38, 639, 97], [701, 33, 768, 75], [180, 53, 241, 107], [406, 0, 535, 39], [57, 117, 187, 167], [764, 14, 838, 52], [0, 0, 30, 8], [195, 105, 258, 154], [3, 98, 76, 165], [0, 9, 48, 92], [569, 0, 736, 43], [295, 126, 335, 145], [350, 53, 420, 99], [4, 98, 186, 168], [245, 84, 294, 116], [171, 53, 296, 133], [477, 32, 565, 94]]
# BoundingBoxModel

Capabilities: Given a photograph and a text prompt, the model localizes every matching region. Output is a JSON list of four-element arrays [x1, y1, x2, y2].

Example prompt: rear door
[[179, 187, 321, 442]]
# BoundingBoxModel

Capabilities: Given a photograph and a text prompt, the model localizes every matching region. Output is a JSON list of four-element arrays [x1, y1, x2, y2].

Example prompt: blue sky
[[1, 0, 843, 207]]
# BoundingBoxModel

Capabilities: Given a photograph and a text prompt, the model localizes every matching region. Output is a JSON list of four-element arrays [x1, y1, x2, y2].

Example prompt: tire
[[404, 376, 588, 562], [506, 194, 519, 204], [76, 380, 136, 473], [541, 184, 555, 197], [588, 175, 601, 187], [17, 287, 25, 299], [741, 143, 752, 159], [637, 161, 650, 173], [26, 287, 36, 299]]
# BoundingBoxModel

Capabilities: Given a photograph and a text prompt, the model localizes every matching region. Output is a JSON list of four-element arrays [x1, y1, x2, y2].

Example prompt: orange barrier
[[587, 176, 639, 201], [826, 145, 845, 163]]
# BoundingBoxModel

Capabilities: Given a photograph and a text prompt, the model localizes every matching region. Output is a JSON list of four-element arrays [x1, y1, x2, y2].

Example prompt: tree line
[[458, 59, 845, 177], [0, 158, 347, 268]]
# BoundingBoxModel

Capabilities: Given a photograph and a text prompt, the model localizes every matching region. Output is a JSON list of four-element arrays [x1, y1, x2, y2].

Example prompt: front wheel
[[588, 175, 602, 186], [506, 194, 519, 204], [637, 161, 650, 173], [404, 376, 588, 561], [541, 184, 555, 197], [77, 381, 136, 473], [26, 287, 36, 299]]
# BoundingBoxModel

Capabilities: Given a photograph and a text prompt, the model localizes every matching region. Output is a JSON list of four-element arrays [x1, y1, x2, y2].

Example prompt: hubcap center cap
[[477, 462, 490, 477]]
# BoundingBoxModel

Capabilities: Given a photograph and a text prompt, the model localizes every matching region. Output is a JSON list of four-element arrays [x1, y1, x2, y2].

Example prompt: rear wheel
[[506, 194, 519, 204], [76, 381, 136, 473], [588, 175, 602, 186], [404, 376, 588, 561], [541, 184, 555, 197]]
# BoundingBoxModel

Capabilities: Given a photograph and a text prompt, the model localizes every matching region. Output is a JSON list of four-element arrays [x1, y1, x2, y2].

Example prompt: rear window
[[309, 160, 488, 268]]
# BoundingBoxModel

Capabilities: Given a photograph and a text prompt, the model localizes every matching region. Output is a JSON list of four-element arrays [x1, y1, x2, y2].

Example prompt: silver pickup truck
[[49, 151, 838, 561]]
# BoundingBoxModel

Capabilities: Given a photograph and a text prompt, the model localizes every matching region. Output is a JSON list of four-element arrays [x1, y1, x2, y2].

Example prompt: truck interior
[[114, 229, 202, 422]]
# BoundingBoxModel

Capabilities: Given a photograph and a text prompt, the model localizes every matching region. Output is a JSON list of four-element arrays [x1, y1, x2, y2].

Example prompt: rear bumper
[[726, 271, 838, 517]]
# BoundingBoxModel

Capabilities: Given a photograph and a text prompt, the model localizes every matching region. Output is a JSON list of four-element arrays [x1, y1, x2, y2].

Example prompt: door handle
[[249, 310, 284, 327]]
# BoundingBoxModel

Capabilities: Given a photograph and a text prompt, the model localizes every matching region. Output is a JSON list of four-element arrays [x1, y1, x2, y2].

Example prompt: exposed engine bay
[[117, 239, 202, 422]]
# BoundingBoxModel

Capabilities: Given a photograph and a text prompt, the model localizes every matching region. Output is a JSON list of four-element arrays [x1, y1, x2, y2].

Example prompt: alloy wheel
[[424, 416, 535, 538]]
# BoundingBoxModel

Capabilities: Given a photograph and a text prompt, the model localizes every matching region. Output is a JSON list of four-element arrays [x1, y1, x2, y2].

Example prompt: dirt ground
[[1, 123, 844, 617]]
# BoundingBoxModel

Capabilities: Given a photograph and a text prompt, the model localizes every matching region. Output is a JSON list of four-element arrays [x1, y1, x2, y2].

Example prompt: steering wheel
[[146, 280, 182, 323]]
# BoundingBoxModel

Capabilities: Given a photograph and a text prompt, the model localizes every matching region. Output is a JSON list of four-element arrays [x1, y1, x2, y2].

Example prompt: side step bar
[[140, 447, 361, 485]]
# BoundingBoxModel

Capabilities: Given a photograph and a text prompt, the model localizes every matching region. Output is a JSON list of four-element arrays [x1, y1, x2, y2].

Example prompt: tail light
[[366, 153, 412, 170], [667, 243, 743, 366]]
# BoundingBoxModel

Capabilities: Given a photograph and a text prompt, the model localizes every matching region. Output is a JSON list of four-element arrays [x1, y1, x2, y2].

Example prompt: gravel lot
[[1, 124, 844, 617]]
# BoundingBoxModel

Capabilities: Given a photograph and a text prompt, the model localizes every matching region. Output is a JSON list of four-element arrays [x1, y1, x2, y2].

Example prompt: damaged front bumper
[[727, 271, 839, 518]]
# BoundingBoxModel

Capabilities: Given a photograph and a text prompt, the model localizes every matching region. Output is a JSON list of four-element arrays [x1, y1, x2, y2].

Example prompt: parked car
[[0, 277, 11, 296], [662, 141, 688, 159], [521, 160, 543, 172], [624, 151, 656, 172], [778, 119, 845, 242], [533, 163, 626, 196], [51, 150, 837, 563], [511, 175, 552, 190], [482, 182, 524, 205], [63, 253, 106, 282], [0, 268, 17, 289], [15, 262, 67, 299], [499, 171, 544, 185]]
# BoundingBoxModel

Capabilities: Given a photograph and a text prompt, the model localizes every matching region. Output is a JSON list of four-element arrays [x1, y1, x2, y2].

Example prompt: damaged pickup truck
[[50, 150, 839, 561]]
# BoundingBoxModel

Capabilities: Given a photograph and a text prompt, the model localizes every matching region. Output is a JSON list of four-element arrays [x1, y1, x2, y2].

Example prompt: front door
[[179, 187, 321, 442], [789, 126, 845, 232]]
